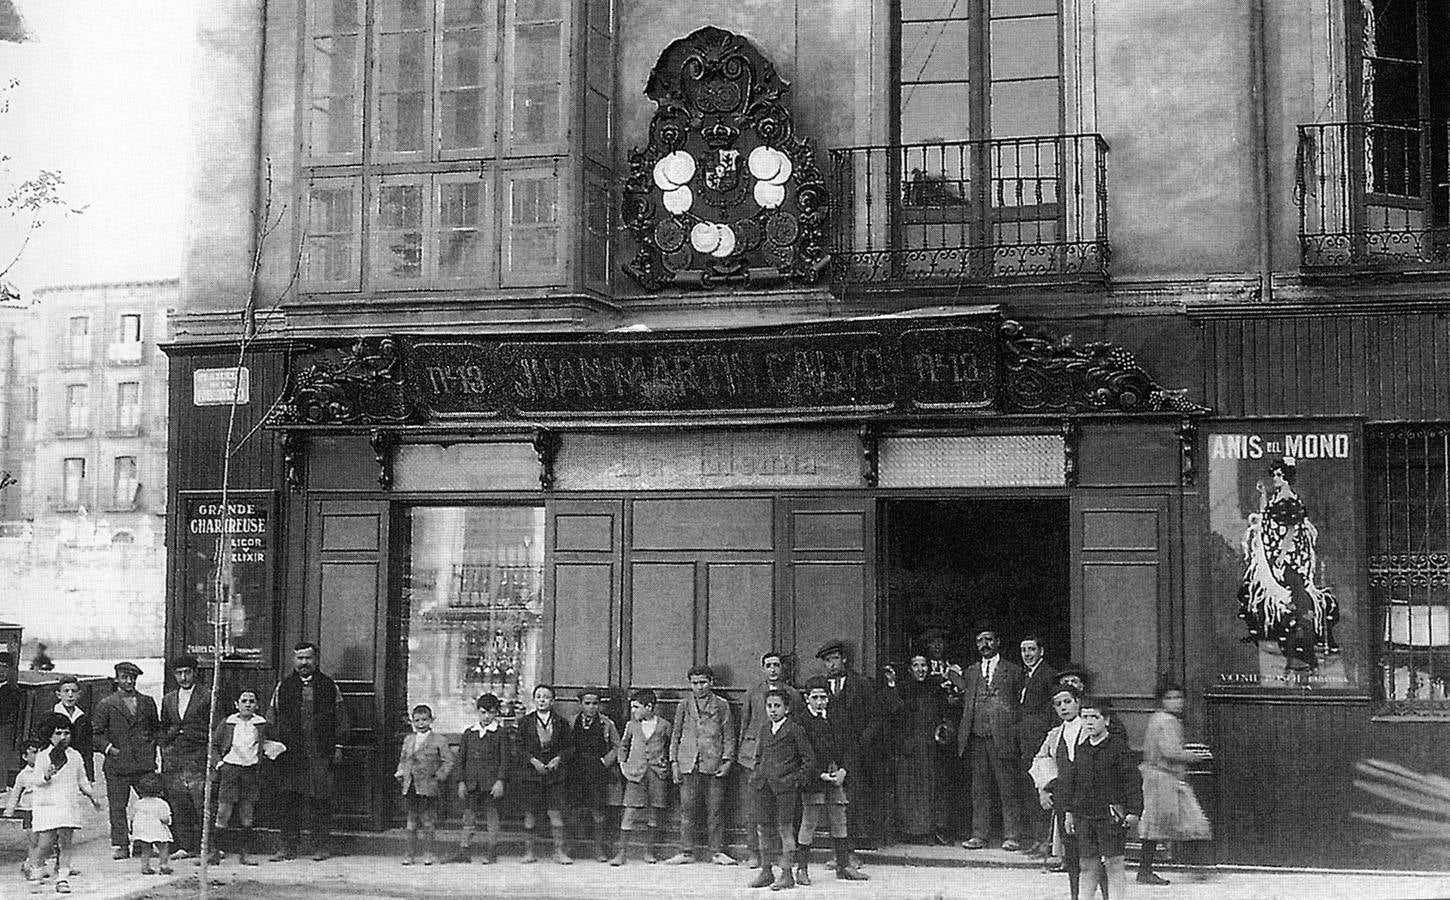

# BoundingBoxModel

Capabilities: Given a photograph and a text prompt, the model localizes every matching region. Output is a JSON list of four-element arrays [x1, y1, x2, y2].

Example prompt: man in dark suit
[[816, 639, 901, 857], [93, 660, 162, 858], [160, 654, 211, 859], [949, 627, 1025, 851], [1016, 634, 1058, 856]]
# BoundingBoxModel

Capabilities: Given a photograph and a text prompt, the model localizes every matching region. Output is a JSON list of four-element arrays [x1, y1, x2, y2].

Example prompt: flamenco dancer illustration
[[1237, 456, 1341, 673]]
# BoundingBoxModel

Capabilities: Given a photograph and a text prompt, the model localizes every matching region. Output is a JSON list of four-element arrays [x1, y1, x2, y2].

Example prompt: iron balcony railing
[[827, 133, 1109, 291], [1297, 120, 1450, 269]]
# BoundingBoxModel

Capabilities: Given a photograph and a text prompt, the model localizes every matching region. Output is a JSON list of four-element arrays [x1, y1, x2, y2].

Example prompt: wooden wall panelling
[[785, 495, 874, 681], [548, 499, 624, 691]]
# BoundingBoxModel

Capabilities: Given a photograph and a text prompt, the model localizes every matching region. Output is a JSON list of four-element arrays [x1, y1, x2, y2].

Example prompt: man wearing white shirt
[[160, 655, 211, 859], [948, 627, 1026, 852]]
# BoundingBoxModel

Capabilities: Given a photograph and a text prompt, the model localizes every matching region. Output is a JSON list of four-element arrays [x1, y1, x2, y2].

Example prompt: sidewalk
[[5, 828, 1449, 900]]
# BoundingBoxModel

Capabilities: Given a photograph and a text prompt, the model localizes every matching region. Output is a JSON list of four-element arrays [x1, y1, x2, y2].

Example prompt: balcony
[[1297, 120, 1450, 271], [106, 341, 144, 365], [827, 134, 1109, 292]]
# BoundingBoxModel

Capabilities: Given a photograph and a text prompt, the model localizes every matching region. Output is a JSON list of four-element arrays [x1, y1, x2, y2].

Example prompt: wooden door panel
[[705, 562, 773, 688], [548, 499, 624, 692], [630, 562, 697, 685]]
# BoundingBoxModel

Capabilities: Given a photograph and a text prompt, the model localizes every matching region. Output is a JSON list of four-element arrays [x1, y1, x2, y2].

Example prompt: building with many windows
[[0, 280, 173, 654], [166, 0, 1450, 867]]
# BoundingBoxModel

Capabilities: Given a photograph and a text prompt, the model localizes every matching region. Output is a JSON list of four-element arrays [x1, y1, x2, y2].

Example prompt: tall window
[[112, 456, 138, 507], [894, 0, 1064, 255], [404, 506, 545, 733], [62, 458, 86, 507], [65, 384, 89, 432], [1369, 427, 1450, 707], [67, 316, 90, 364], [301, 0, 606, 294], [116, 382, 141, 431], [117, 313, 142, 343]]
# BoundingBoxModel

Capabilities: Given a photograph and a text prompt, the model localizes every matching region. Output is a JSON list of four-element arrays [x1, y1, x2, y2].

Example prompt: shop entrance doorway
[[882, 498, 1071, 671]]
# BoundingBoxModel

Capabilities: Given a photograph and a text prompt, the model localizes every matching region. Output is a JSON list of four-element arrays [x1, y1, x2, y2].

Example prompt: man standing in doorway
[[949, 627, 1025, 851], [737, 651, 803, 869], [269, 642, 351, 861], [160, 654, 211, 859], [1016, 635, 1058, 856], [816, 639, 900, 859], [94, 660, 161, 858]]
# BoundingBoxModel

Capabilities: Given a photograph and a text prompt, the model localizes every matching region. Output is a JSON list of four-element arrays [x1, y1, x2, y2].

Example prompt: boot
[[643, 826, 658, 864], [594, 829, 609, 863], [748, 862, 775, 888], [402, 830, 418, 866], [770, 855, 796, 891], [609, 830, 630, 866], [521, 831, 538, 864], [793, 846, 811, 886], [834, 839, 868, 881], [422, 831, 438, 866], [1137, 839, 1169, 885], [238, 830, 259, 867], [453, 841, 472, 864], [551, 825, 573, 865]]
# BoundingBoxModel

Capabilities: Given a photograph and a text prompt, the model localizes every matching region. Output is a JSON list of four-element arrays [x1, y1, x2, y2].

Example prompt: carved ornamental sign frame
[[621, 27, 830, 290]]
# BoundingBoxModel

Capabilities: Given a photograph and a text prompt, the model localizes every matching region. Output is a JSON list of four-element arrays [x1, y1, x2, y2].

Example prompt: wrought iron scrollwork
[[999, 319, 1209, 415], [623, 26, 829, 290], [274, 337, 420, 427]]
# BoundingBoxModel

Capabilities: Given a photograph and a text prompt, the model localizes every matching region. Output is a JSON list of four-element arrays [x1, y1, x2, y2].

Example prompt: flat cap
[[170, 654, 200, 671], [113, 661, 143, 676], [1054, 662, 1092, 686], [815, 639, 848, 660], [802, 675, 831, 694]]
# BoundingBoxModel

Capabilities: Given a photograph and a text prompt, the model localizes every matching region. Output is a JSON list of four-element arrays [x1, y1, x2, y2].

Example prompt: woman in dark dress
[[892, 654, 949, 842]]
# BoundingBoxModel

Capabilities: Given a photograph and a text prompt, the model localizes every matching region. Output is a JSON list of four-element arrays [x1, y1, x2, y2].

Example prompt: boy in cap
[[793, 676, 867, 883], [93, 661, 161, 858], [816, 639, 898, 860]]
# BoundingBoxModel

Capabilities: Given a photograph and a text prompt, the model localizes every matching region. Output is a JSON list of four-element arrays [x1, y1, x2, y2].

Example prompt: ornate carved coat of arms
[[622, 27, 830, 290]]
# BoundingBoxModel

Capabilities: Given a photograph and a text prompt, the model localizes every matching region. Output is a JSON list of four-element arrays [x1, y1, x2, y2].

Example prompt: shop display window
[[404, 506, 545, 732]]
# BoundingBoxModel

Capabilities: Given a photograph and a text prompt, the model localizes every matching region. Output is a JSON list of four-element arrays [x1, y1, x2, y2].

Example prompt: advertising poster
[[181, 490, 274, 665], [1206, 422, 1365, 692]]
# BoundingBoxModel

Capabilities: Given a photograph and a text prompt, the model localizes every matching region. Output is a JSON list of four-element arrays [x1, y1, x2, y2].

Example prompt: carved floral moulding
[[622, 27, 830, 291], [267, 314, 1208, 428]]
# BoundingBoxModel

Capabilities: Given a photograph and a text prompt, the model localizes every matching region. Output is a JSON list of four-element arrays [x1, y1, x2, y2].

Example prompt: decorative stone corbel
[[1178, 418, 1198, 488], [532, 429, 561, 490], [369, 430, 394, 490], [858, 423, 880, 488], [1062, 420, 1081, 487], [281, 431, 303, 493]]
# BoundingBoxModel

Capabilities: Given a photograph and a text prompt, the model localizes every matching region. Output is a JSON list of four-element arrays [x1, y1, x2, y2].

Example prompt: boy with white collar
[[455, 693, 510, 864], [211, 688, 276, 866]]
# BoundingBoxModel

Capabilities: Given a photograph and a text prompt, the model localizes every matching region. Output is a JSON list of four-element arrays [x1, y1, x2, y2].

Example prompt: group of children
[[4, 682, 280, 891], [393, 667, 868, 891]]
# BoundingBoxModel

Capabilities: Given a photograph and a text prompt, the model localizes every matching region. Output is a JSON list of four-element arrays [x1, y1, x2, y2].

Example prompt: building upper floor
[[177, 0, 1450, 338]]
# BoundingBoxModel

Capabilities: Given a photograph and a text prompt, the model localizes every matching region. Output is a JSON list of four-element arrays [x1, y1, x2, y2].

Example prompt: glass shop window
[[404, 505, 545, 733]]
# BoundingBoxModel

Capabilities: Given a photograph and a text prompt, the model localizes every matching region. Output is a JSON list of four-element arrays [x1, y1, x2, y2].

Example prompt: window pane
[[66, 385, 89, 430], [118, 314, 141, 343], [990, 78, 1059, 137], [117, 382, 141, 429], [405, 506, 546, 733], [901, 0, 966, 21], [992, 0, 1059, 17], [305, 182, 359, 286], [511, 19, 562, 145], [990, 16, 1059, 81], [586, 0, 610, 33], [517, 0, 562, 21], [310, 34, 361, 155], [901, 81, 972, 143], [507, 176, 560, 278], [63, 458, 85, 506], [440, 20, 491, 151], [377, 31, 429, 152], [312, 0, 360, 31], [901, 20, 972, 82], [443, 0, 491, 25], [1367, 0, 1419, 61], [512, 84, 560, 144], [113, 457, 137, 506], [437, 181, 488, 279], [585, 89, 610, 161], [376, 183, 426, 281], [584, 175, 610, 285]]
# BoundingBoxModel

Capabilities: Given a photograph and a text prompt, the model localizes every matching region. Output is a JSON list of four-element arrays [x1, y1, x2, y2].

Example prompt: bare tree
[[0, 79, 84, 298]]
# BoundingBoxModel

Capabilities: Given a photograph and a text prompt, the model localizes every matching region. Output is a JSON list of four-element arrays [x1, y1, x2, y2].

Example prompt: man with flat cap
[[816, 639, 900, 858], [94, 660, 162, 858], [160, 654, 211, 858]]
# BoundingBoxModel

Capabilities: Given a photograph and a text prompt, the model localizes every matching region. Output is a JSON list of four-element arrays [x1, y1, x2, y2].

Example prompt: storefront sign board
[[554, 428, 861, 491], [179, 490, 274, 665]]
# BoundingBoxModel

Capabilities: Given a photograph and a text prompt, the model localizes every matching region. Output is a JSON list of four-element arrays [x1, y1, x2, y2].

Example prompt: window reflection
[[405, 506, 545, 733]]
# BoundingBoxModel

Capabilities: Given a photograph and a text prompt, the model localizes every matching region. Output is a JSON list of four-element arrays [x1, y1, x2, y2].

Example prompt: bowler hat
[[113, 661, 143, 676], [815, 639, 848, 661]]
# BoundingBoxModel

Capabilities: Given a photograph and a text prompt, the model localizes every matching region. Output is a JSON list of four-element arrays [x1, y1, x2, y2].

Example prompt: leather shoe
[[836, 865, 869, 881], [748, 866, 775, 888], [710, 852, 738, 866], [1137, 873, 1171, 886], [746, 852, 761, 870], [1001, 839, 1021, 851], [770, 867, 795, 891], [962, 837, 986, 850], [112, 847, 129, 860], [662, 852, 692, 865]]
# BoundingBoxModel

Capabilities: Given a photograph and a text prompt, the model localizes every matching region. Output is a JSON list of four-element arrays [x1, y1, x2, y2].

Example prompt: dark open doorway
[[882, 498, 1071, 669]]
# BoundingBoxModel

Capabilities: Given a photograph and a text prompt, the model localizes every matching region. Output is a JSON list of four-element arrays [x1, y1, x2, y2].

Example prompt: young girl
[[129, 774, 174, 875], [1137, 680, 1213, 885], [28, 713, 101, 894], [212, 688, 274, 865], [4, 738, 47, 879]]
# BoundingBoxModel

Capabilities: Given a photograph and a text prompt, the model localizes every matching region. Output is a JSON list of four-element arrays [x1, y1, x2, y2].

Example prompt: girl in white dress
[[28, 713, 101, 893]]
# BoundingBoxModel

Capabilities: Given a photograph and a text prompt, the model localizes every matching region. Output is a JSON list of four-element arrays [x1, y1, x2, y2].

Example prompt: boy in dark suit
[[569, 687, 620, 862], [747, 688, 817, 891], [1058, 696, 1142, 900], [520, 684, 573, 864], [794, 676, 866, 884], [455, 693, 510, 864]]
